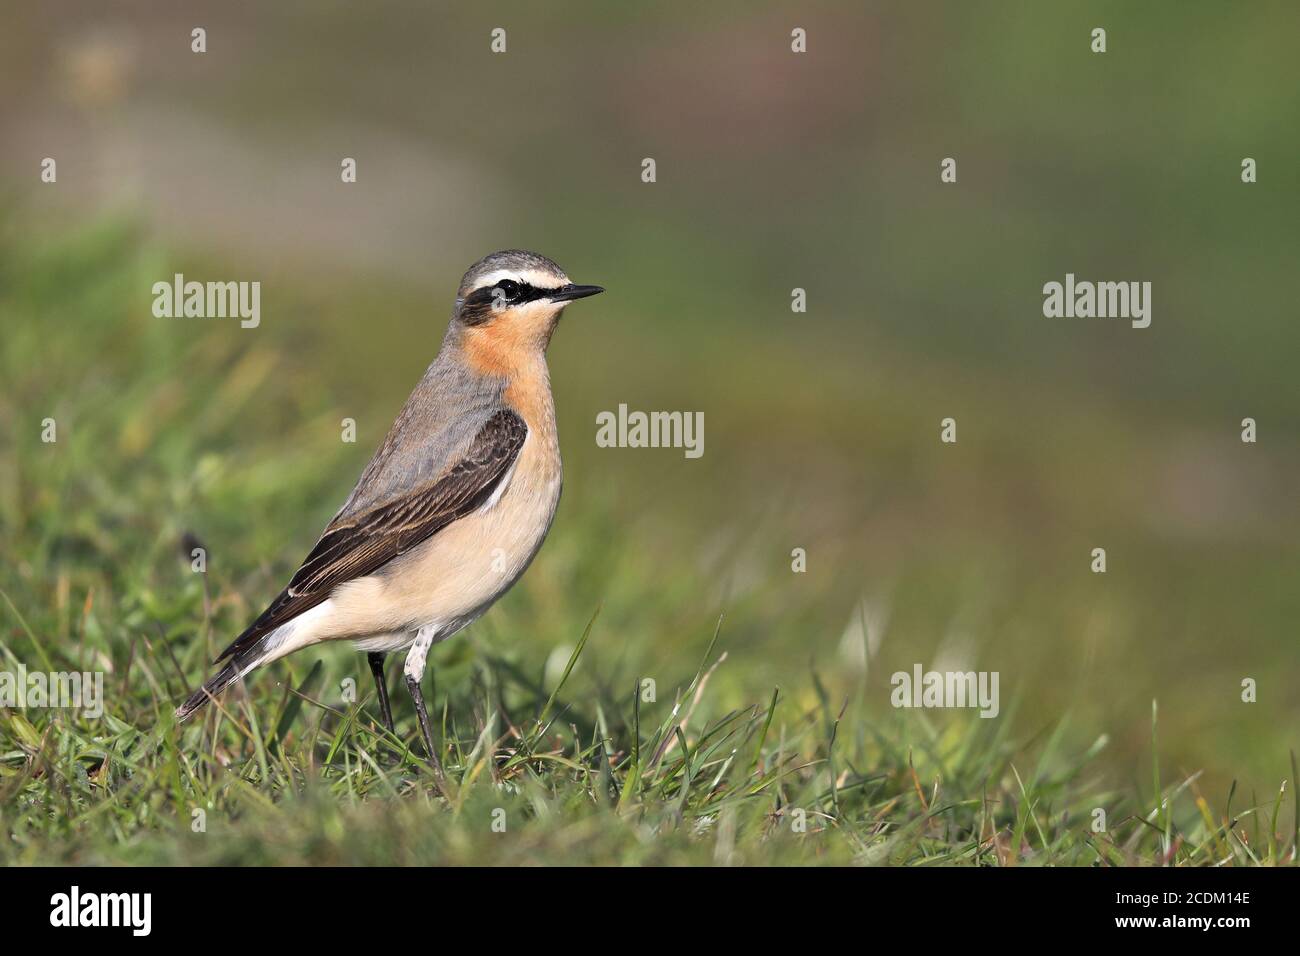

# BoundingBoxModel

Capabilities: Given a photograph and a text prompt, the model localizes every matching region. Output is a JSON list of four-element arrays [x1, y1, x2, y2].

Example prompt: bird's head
[[452, 250, 603, 356]]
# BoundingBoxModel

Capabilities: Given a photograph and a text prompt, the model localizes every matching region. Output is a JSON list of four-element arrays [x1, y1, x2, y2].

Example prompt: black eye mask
[[457, 280, 552, 325]]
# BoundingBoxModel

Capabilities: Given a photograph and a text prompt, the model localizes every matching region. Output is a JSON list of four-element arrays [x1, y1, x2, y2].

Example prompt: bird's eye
[[496, 280, 519, 299]]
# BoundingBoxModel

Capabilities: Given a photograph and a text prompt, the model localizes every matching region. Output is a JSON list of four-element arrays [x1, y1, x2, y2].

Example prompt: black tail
[[176, 642, 266, 721]]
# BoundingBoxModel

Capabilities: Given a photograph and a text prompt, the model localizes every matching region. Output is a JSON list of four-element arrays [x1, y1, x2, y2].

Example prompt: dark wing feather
[[215, 409, 527, 663]]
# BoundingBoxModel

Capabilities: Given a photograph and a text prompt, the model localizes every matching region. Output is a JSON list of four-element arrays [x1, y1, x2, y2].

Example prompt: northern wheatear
[[177, 250, 603, 773]]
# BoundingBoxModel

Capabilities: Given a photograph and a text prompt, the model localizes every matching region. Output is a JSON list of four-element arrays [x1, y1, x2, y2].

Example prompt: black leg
[[405, 673, 446, 783], [367, 652, 394, 735]]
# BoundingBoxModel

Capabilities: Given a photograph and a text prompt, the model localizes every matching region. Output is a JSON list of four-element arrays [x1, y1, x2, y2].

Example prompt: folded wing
[[214, 408, 528, 664]]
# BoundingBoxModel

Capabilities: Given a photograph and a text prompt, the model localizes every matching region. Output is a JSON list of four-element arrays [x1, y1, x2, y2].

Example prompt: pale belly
[[317, 437, 563, 650]]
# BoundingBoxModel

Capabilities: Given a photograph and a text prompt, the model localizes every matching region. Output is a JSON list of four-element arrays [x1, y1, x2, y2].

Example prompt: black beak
[[549, 283, 605, 303]]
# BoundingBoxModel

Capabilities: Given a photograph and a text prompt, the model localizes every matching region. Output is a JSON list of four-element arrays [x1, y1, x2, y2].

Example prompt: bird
[[175, 249, 604, 777]]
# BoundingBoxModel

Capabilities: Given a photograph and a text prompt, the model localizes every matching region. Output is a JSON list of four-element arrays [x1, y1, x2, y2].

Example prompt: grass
[[1, 219, 1296, 866], [3, 607, 1295, 866]]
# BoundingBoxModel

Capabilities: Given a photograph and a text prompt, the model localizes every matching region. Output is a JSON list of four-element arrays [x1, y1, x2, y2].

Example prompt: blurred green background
[[2, 0, 1298, 833]]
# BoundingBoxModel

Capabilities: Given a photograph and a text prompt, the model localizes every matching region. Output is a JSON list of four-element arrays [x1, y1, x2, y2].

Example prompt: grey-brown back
[[337, 325, 506, 519]]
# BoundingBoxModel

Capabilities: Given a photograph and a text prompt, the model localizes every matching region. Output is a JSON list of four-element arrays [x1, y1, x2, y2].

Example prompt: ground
[[1, 221, 1294, 866]]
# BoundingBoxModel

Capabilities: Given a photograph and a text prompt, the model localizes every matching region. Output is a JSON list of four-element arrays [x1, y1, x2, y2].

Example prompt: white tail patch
[[247, 599, 338, 673]]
